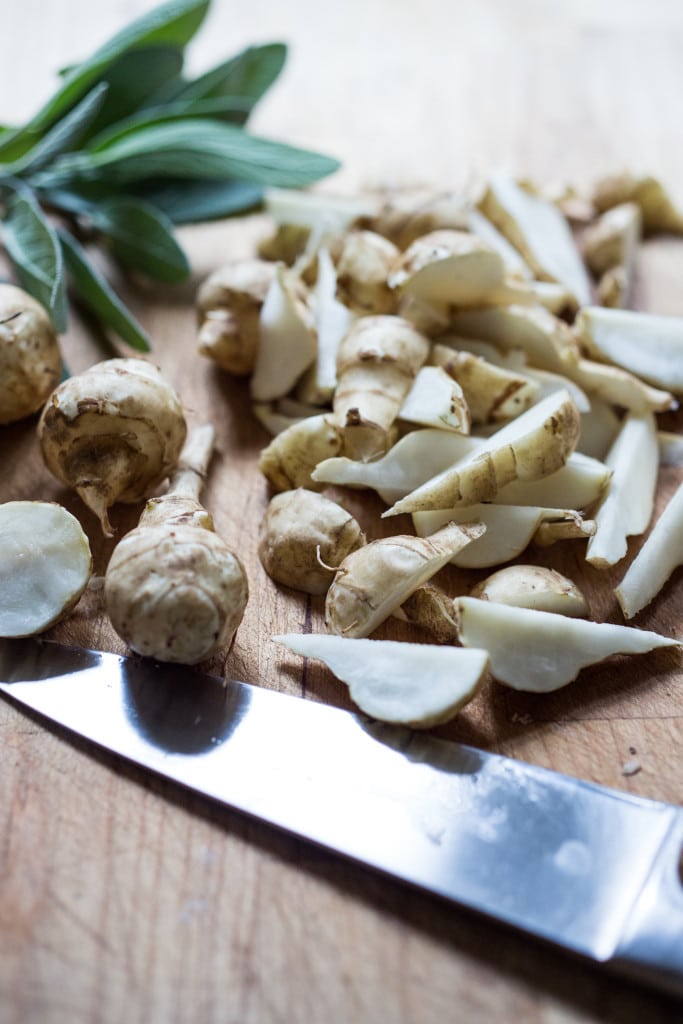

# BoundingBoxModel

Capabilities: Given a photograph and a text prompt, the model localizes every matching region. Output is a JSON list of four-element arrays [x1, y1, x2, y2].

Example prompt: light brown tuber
[[38, 357, 187, 535], [105, 424, 248, 664], [0, 284, 62, 425], [197, 259, 276, 375]]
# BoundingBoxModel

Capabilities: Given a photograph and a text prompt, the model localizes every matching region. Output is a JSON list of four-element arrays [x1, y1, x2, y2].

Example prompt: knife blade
[[1, 636, 682, 998]]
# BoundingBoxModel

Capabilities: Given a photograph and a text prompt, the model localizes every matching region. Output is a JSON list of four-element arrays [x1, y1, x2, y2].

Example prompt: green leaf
[[1, 189, 67, 331], [90, 197, 190, 282], [0, 0, 210, 156], [136, 178, 263, 223], [58, 228, 151, 352], [81, 46, 185, 141], [6, 83, 109, 175], [167, 43, 287, 123], [48, 119, 340, 188]]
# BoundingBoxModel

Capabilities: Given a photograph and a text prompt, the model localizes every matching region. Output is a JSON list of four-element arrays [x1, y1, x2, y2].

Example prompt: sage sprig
[[0, 0, 339, 351]]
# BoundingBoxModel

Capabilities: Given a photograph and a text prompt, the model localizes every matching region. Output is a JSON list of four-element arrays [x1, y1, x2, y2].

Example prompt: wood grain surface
[[1, 1, 682, 1021]]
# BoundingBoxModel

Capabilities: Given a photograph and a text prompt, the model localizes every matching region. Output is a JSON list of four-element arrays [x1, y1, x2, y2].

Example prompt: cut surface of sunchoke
[[273, 633, 489, 728], [616, 481, 683, 620], [576, 307, 683, 393], [469, 565, 589, 617], [0, 501, 92, 637]]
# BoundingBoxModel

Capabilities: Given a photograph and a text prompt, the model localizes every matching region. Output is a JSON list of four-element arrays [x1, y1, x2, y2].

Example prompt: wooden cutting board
[[0, 2, 681, 1022]]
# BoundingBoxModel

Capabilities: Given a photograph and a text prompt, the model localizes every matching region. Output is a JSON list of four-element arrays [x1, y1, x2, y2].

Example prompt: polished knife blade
[[1, 636, 682, 998]]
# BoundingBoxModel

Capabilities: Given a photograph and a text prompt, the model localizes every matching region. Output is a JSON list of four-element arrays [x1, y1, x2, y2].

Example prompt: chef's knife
[[1, 637, 682, 999]]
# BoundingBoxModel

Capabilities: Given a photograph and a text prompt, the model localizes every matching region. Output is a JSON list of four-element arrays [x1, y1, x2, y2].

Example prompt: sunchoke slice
[[478, 174, 593, 306], [448, 305, 578, 374], [38, 358, 187, 536], [105, 425, 248, 665], [384, 389, 580, 516], [576, 307, 683, 393], [430, 344, 539, 424], [296, 247, 353, 405], [250, 266, 317, 402], [0, 501, 92, 637], [0, 284, 62, 425], [470, 566, 589, 618], [197, 259, 276, 376], [258, 489, 366, 595], [586, 413, 658, 568], [325, 521, 485, 638], [455, 597, 678, 692], [398, 366, 470, 433], [616, 481, 683, 620], [259, 413, 344, 492], [273, 634, 489, 728], [566, 357, 674, 415], [591, 173, 683, 235], [412, 505, 585, 568]]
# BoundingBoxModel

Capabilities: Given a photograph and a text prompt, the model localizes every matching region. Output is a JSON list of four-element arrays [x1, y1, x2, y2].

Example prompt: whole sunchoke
[[0, 284, 62, 425]]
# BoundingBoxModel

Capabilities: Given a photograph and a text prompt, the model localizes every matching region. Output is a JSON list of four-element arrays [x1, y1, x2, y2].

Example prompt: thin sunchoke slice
[[0, 501, 92, 637], [448, 304, 578, 374], [616, 481, 683, 620], [273, 633, 489, 728], [576, 307, 683, 393], [586, 412, 658, 568], [455, 597, 679, 692], [430, 344, 539, 424], [469, 565, 589, 618], [296, 247, 353, 405], [383, 388, 580, 516], [398, 365, 471, 433], [250, 266, 317, 402], [566, 357, 675, 414], [325, 521, 485, 638], [478, 174, 592, 305]]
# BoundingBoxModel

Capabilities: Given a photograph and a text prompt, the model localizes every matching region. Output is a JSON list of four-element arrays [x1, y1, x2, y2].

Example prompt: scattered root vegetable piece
[[577, 399, 621, 461], [264, 186, 378, 235], [520, 366, 590, 414], [197, 259, 276, 376], [335, 230, 399, 314], [258, 489, 366, 595], [0, 284, 62, 425], [104, 425, 248, 665], [431, 343, 539, 424], [273, 633, 489, 728], [478, 174, 593, 306], [466, 208, 534, 281], [332, 315, 430, 460], [448, 305, 579, 374], [388, 229, 530, 318], [566, 356, 675, 414], [455, 597, 679, 692], [295, 247, 353, 405], [252, 402, 307, 437], [250, 266, 317, 402], [413, 504, 585, 568], [392, 583, 459, 643], [582, 203, 642, 277], [38, 358, 187, 536], [586, 412, 658, 568], [659, 431, 683, 466], [398, 365, 471, 433], [591, 172, 683, 235], [576, 307, 683, 393], [616, 481, 683, 620], [493, 451, 610, 510], [532, 517, 595, 546], [259, 413, 344, 491], [365, 187, 471, 250], [0, 501, 92, 637], [470, 565, 589, 618], [325, 521, 485, 638], [312, 428, 483, 504], [524, 280, 579, 317], [384, 389, 580, 516]]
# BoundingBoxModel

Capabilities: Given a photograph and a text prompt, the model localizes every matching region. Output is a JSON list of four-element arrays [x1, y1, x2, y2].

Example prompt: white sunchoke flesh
[[104, 425, 248, 664], [0, 284, 62, 425], [38, 357, 187, 536], [0, 501, 92, 637]]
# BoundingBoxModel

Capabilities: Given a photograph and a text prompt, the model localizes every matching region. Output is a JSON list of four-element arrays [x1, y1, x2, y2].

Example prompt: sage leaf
[[90, 197, 190, 282], [1, 189, 67, 331], [51, 119, 340, 188], [0, 0, 209, 154], [136, 178, 263, 223], [7, 83, 109, 176], [58, 228, 151, 352]]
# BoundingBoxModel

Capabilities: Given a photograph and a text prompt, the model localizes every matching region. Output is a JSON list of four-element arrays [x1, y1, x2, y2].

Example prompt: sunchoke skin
[[197, 259, 276, 375], [105, 425, 248, 665], [0, 284, 62, 425], [258, 413, 344, 492], [38, 358, 187, 535], [258, 489, 366, 595]]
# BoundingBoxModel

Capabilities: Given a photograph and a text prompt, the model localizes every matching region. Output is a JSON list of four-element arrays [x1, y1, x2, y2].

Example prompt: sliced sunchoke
[[616, 481, 683, 620], [105, 425, 248, 664], [0, 501, 92, 637], [325, 521, 485, 638], [38, 357, 187, 535], [431, 343, 539, 424], [455, 597, 678, 692], [398, 366, 471, 433], [576, 307, 683, 393], [470, 565, 589, 618], [273, 633, 489, 728], [197, 259, 276, 375], [258, 489, 366, 595], [591, 172, 683, 235], [0, 284, 62, 425], [250, 266, 317, 402], [448, 304, 579, 374], [258, 413, 344, 491]]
